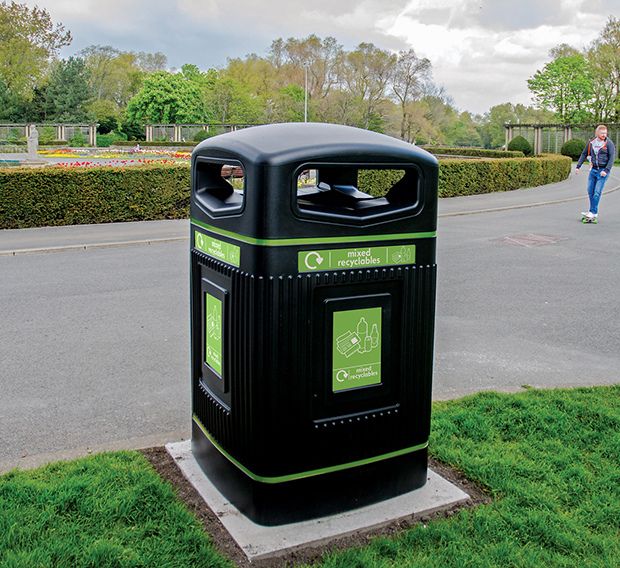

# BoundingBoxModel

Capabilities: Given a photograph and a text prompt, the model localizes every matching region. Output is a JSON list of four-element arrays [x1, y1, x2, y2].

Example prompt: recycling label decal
[[298, 244, 415, 273], [332, 307, 382, 392], [195, 230, 241, 268], [205, 293, 223, 376]]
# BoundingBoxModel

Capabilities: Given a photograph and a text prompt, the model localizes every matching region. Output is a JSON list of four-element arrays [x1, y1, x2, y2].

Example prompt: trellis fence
[[145, 123, 260, 142], [505, 123, 620, 155], [0, 123, 97, 146]]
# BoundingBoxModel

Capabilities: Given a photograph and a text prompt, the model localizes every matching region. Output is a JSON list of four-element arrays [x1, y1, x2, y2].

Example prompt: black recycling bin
[[190, 123, 438, 525]]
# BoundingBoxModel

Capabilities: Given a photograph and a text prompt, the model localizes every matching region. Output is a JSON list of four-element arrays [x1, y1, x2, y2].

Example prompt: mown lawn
[[319, 385, 620, 567], [1, 385, 618, 567], [0, 452, 231, 568]]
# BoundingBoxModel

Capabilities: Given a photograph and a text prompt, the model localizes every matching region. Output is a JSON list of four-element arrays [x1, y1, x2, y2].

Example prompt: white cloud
[[382, 0, 612, 112], [176, 0, 220, 20]]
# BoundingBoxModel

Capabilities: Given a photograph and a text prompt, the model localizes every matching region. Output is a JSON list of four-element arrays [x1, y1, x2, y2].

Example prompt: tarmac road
[[1, 168, 619, 472]]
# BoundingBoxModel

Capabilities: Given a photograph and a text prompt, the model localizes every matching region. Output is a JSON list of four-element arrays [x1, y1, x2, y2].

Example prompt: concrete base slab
[[166, 440, 470, 563]]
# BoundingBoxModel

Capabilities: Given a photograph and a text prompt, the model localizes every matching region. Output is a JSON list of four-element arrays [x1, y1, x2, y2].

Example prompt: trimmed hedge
[[507, 135, 533, 156], [0, 141, 68, 150], [0, 164, 190, 229], [358, 169, 406, 196], [438, 154, 571, 198], [561, 138, 586, 161], [423, 146, 525, 158], [0, 155, 571, 229]]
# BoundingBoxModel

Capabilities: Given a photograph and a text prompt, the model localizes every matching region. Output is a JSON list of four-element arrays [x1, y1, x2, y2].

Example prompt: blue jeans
[[587, 168, 609, 215]]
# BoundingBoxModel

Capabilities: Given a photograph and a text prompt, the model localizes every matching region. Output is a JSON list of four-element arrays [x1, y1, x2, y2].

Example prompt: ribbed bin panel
[[192, 247, 436, 478]]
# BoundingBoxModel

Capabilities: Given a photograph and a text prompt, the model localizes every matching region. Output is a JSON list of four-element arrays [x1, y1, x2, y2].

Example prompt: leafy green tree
[[0, 77, 24, 120], [125, 70, 205, 126], [314, 89, 361, 127], [445, 111, 481, 147], [478, 103, 555, 148], [89, 99, 120, 133], [44, 57, 92, 121], [268, 84, 304, 122], [0, 1, 71, 99], [527, 54, 594, 122], [80, 45, 145, 108], [205, 75, 262, 123], [225, 55, 280, 99]]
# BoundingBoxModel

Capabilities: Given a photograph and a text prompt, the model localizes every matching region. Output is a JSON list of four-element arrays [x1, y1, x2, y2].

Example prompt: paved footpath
[[1, 166, 619, 472]]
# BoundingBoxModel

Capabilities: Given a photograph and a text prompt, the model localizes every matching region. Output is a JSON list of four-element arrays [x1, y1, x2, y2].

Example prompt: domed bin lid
[[191, 122, 438, 238]]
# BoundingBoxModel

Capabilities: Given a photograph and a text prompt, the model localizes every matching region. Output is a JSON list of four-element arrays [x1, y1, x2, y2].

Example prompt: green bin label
[[333, 307, 382, 392], [299, 245, 415, 273], [195, 231, 240, 268], [205, 293, 223, 376]]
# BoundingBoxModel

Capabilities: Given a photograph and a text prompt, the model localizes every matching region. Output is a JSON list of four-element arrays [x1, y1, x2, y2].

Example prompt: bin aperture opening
[[194, 157, 245, 215], [296, 166, 419, 221]]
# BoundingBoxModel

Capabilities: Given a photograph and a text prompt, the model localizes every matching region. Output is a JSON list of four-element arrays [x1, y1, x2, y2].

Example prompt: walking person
[[576, 124, 616, 223]]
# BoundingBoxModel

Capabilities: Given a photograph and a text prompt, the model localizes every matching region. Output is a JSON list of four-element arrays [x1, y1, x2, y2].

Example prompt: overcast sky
[[24, 0, 620, 115]]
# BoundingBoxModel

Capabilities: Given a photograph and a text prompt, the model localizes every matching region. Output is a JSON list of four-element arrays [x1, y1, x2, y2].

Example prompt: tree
[[341, 43, 396, 130], [44, 57, 92, 121], [205, 75, 262, 124], [88, 99, 119, 133], [225, 55, 279, 98], [268, 35, 343, 100], [527, 54, 594, 122], [125, 70, 205, 127], [391, 49, 431, 141], [135, 51, 167, 72], [267, 84, 305, 123], [548, 43, 580, 59], [587, 16, 620, 121], [80, 45, 145, 108], [478, 103, 555, 148], [0, 1, 71, 99], [389, 98, 440, 145], [445, 111, 481, 147]]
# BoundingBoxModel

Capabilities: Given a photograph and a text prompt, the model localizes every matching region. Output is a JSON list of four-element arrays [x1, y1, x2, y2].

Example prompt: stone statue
[[27, 125, 39, 158]]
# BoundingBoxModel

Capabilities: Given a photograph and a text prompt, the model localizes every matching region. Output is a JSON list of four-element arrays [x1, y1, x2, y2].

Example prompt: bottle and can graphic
[[336, 316, 380, 358]]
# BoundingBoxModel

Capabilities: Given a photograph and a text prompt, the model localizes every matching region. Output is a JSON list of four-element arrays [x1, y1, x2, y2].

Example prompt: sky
[[23, 0, 620, 115]]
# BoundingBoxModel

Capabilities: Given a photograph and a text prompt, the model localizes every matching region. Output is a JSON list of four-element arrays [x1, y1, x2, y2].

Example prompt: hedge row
[[0, 141, 69, 149], [422, 146, 525, 158], [0, 154, 571, 229], [0, 164, 191, 229], [438, 154, 571, 198]]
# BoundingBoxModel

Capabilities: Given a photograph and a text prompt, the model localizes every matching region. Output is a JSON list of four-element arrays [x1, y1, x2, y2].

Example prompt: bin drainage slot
[[194, 158, 244, 215]]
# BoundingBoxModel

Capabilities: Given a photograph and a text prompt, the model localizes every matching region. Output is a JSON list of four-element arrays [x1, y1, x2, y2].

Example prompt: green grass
[[0, 451, 231, 568], [319, 386, 620, 568], [1, 386, 618, 567]]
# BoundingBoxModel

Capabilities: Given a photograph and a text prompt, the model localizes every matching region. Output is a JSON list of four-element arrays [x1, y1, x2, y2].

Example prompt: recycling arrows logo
[[335, 369, 349, 382], [195, 232, 205, 250], [303, 251, 324, 270]]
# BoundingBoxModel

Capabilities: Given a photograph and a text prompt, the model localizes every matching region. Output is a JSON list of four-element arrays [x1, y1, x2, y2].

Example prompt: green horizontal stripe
[[191, 217, 436, 247], [193, 414, 428, 484]]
